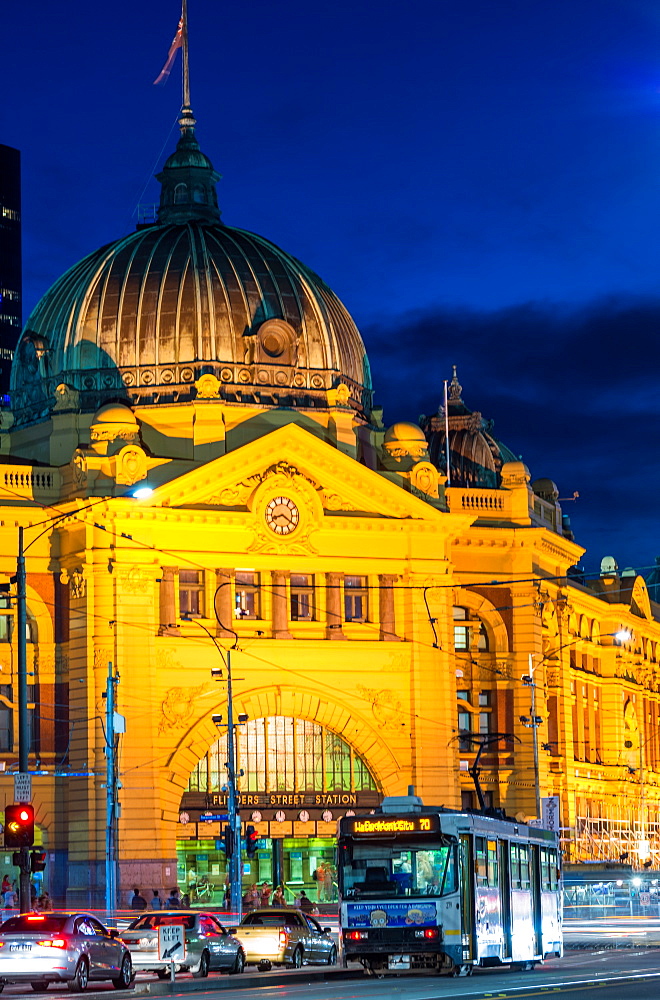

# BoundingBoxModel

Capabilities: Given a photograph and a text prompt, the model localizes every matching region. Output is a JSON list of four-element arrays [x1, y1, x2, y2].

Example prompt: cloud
[[364, 295, 660, 570]]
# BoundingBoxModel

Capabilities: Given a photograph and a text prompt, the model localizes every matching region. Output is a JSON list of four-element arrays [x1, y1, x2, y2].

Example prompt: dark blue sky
[[3, 0, 660, 574]]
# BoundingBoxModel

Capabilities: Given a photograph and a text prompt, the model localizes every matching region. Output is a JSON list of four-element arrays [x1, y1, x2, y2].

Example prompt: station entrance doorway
[[176, 715, 381, 907]]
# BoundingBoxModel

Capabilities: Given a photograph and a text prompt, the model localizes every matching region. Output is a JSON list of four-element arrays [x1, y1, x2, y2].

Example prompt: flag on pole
[[154, 17, 184, 85]]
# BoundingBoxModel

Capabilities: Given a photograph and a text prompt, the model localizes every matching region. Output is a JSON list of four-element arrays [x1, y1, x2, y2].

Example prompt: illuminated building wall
[[0, 119, 659, 904]]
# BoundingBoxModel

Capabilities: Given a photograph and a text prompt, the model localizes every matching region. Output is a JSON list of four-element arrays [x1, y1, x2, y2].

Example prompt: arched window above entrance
[[187, 716, 378, 795]]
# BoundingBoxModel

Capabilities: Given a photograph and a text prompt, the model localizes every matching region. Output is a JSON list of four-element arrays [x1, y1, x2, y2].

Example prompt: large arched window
[[174, 183, 188, 204], [187, 716, 377, 795]]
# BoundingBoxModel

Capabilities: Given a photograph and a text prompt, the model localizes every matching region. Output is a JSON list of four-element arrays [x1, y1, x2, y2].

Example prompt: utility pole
[[104, 662, 118, 915], [16, 526, 31, 913], [522, 654, 542, 821], [225, 648, 242, 924]]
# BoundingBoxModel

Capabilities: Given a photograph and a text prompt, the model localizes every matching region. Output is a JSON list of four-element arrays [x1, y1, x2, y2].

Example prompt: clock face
[[265, 496, 300, 535], [298, 809, 310, 823]]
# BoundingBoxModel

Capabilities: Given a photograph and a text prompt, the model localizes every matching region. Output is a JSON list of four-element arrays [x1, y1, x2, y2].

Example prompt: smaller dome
[[420, 368, 518, 488], [92, 403, 138, 425], [532, 477, 559, 502], [384, 422, 427, 443]]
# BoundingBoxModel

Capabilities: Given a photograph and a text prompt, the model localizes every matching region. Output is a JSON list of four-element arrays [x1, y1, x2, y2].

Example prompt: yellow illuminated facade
[[1, 112, 659, 904]]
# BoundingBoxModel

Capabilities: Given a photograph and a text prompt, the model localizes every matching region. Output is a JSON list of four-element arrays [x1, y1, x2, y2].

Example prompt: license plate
[[10, 943, 32, 952], [138, 938, 155, 950], [388, 954, 410, 969]]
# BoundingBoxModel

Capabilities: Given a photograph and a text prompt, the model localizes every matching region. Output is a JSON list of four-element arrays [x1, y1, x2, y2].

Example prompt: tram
[[338, 795, 562, 976]]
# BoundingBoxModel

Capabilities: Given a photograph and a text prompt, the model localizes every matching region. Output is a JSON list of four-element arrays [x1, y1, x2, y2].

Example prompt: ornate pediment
[[207, 461, 357, 513], [148, 423, 455, 524]]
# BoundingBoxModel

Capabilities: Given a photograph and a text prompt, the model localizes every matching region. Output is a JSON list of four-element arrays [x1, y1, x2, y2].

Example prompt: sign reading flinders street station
[[181, 791, 382, 834]]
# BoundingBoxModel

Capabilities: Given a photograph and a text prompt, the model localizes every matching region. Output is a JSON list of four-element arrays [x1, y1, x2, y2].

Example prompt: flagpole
[[182, 0, 190, 110]]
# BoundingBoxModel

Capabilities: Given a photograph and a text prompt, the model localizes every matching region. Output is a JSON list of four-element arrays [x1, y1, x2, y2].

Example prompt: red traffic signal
[[4, 804, 35, 848], [30, 850, 46, 873], [245, 824, 259, 858]]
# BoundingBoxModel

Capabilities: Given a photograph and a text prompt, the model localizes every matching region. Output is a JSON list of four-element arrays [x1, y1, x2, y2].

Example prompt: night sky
[[2, 0, 660, 575]]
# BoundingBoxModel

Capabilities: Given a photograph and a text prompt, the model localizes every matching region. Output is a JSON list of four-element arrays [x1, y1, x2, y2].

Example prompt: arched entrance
[[178, 716, 381, 906]]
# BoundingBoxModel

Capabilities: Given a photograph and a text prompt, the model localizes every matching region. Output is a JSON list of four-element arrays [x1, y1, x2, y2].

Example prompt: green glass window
[[187, 716, 377, 795]]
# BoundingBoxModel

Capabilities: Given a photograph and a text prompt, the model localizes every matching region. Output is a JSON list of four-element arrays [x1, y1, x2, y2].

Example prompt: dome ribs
[[12, 220, 371, 420]]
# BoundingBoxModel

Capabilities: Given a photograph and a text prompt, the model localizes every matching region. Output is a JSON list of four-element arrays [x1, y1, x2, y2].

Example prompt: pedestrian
[[3, 883, 16, 910], [150, 889, 163, 910], [298, 890, 313, 913], [181, 892, 190, 908], [272, 885, 285, 906], [38, 890, 52, 911], [260, 881, 271, 907], [166, 887, 181, 909], [130, 887, 148, 910], [243, 883, 259, 910], [1, 876, 10, 895]]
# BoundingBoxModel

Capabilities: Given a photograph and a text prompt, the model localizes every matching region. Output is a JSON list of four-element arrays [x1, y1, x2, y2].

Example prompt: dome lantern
[[156, 111, 221, 226]]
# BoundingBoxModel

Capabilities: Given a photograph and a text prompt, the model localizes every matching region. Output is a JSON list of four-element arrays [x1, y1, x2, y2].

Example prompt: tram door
[[530, 844, 542, 956], [459, 835, 475, 960], [498, 839, 512, 960]]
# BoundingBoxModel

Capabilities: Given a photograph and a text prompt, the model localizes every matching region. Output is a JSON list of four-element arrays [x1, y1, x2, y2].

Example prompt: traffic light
[[4, 804, 34, 848], [218, 824, 234, 858], [245, 824, 259, 858], [30, 851, 46, 873]]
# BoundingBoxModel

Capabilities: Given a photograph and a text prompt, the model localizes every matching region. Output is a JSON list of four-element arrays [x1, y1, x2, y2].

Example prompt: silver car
[[122, 910, 245, 978], [0, 911, 132, 991]]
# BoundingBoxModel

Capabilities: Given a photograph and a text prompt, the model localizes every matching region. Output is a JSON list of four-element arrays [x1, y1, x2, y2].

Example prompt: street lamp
[[180, 616, 244, 922], [12, 485, 153, 912]]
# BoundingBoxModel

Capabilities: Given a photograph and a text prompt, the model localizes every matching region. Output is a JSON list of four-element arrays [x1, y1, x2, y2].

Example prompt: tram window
[[511, 843, 531, 890], [340, 843, 457, 898], [487, 840, 498, 885], [475, 837, 488, 886], [541, 847, 558, 891]]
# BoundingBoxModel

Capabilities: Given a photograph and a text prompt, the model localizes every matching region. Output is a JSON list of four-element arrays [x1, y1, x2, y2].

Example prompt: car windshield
[[340, 841, 457, 899], [1, 915, 69, 933], [241, 912, 299, 926], [128, 914, 196, 930]]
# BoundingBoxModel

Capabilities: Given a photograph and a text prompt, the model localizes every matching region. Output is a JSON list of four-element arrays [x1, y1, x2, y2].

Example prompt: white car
[[122, 910, 245, 978], [0, 911, 133, 992]]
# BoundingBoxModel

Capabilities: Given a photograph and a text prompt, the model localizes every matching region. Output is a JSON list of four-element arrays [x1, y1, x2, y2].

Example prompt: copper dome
[[11, 126, 372, 426]]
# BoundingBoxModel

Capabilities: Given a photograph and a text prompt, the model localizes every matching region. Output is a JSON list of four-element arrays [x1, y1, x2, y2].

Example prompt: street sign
[[542, 795, 560, 832], [14, 773, 31, 804], [640, 892, 651, 907], [200, 813, 228, 821], [158, 923, 186, 962]]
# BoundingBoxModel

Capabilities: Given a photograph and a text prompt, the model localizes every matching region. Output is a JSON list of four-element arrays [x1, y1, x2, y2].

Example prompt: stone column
[[325, 573, 345, 639], [271, 571, 292, 639], [157, 567, 179, 635], [379, 575, 400, 641], [215, 569, 234, 638]]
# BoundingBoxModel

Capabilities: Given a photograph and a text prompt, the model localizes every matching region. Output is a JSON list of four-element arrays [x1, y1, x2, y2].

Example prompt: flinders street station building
[[2, 106, 660, 906]]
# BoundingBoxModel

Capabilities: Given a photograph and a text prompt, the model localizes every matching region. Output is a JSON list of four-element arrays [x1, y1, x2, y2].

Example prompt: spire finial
[[449, 365, 462, 402]]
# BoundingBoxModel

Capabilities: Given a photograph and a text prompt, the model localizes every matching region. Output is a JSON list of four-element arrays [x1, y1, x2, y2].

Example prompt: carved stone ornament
[[114, 566, 151, 595], [356, 685, 404, 731], [320, 489, 356, 512], [71, 449, 88, 487], [327, 382, 351, 407], [194, 373, 221, 399], [209, 462, 357, 514], [115, 445, 148, 486], [159, 681, 214, 734], [69, 569, 86, 599], [410, 462, 440, 498], [53, 383, 80, 411]]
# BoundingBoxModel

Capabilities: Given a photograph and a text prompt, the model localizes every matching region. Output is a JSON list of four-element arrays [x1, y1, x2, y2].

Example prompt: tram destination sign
[[345, 815, 441, 836]]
